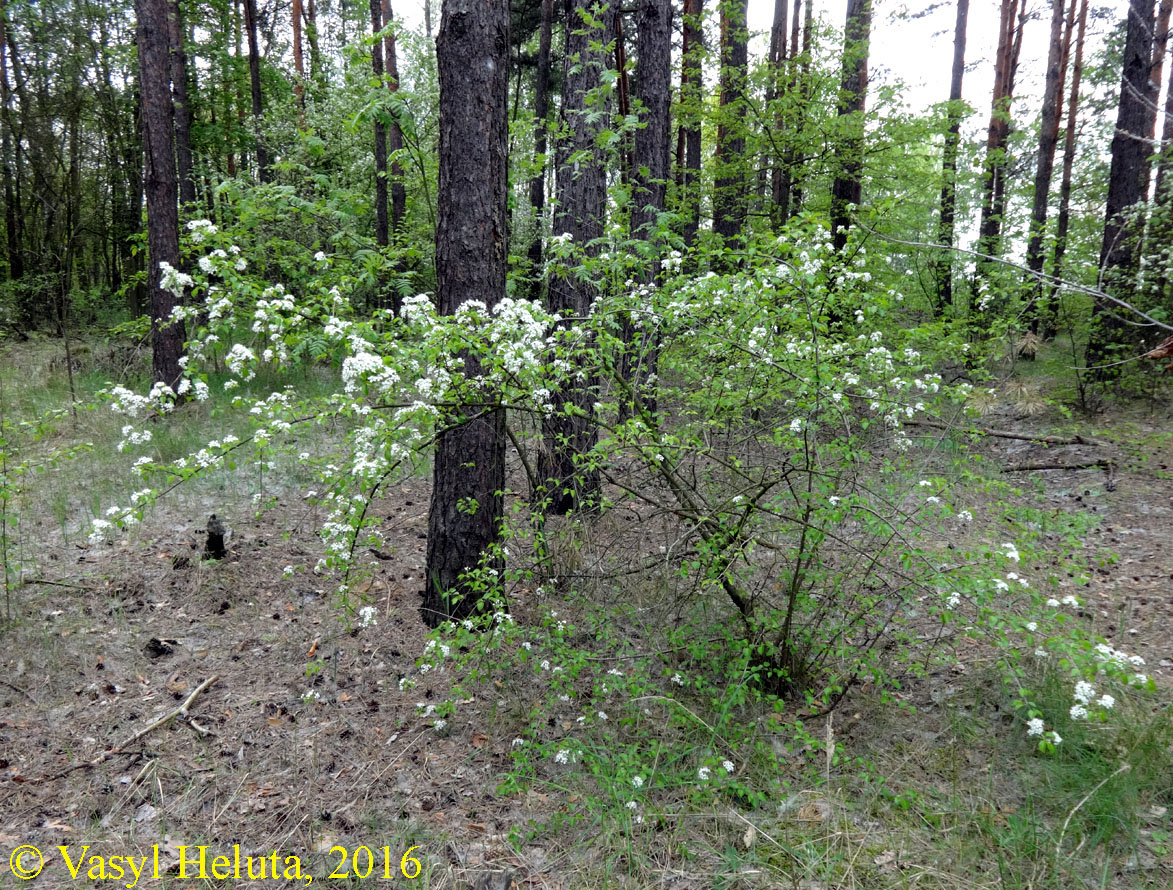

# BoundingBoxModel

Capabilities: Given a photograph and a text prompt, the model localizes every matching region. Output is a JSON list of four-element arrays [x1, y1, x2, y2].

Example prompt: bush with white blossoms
[[93, 213, 1154, 822]]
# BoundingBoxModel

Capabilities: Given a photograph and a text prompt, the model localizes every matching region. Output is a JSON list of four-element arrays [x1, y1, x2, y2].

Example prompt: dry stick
[[38, 675, 219, 782], [1055, 763, 1131, 863], [906, 419, 1108, 448], [0, 678, 36, 703]]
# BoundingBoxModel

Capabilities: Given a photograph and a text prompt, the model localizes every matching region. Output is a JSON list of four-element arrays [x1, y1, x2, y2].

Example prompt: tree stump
[[204, 514, 227, 560]]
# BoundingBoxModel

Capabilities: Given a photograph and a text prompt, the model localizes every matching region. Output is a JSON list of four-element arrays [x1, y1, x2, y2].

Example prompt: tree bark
[[613, 9, 633, 185], [977, 0, 1027, 262], [1151, 9, 1173, 308], [369, 0, 388, 251], [382, 0, 406, 236], [167, 0, 195, 207], [423, 0, 509, 627], [135, 0, 186, 387], [292, 0, 305, 119], [538, 0, 610, 515], [713, 0, 748, 257], [1024, 0, 1071, 334], [0, 0, 22, 282], [526, 0, 553, 300], [934, 0, 969, 311], [243, 0, 269, 181], [830, 0, 872, 251], [767, 0, 788, 218], [1086, 0, 1157, 370], [675, 0, 703, 250]]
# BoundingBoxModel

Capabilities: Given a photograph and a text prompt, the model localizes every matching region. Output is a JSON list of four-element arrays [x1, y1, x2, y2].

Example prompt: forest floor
[[0, 339, 1171, 889]]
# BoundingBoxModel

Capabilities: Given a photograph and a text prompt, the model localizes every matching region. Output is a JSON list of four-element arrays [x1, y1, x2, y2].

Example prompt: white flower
[[1049, 731, 1062, 745], [1046, 598, 1060, 607], [511, 738, 526, 747], [1132, 673, 1148, 686], [1097, 695, 1115, 709], [1074, 681, 1095, 704], [926, 496, 941, 504], [945, 592, 961, 609], [697, 766, 711, 781], [1025, 622, 1037, 632], [1026, 718, 1045, 736], [828, 496, 841, 506], [554, 749, 570, 765], [918, 480, 932, 488], [433, 719, 447, 732], [597, 711, 608, 721], [540, 660, 550, 671], [283, 565, 295, 577], [992, 579, 1010, 592], [632, 776, 644, 788], [358, 606, 378, 627], [1069, 704, 1088, 720], [625, 801, 638, 810], [1002, 543, 1020, 562], [789, 418, 804, 433], [314, 251, 328, 262], [957, 510, 973, 522], [722, 760, 735, 773], [1034, 648, 1048, 658], [1061, 595, 1079, 607]]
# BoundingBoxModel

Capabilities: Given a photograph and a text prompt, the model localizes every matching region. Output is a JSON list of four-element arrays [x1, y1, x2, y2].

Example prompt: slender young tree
[[1046, 0, 1088, 337], [1150, 10, 1173, 307], [526, 0, 554, 299], [135, 0, 186, 387], [292, 0, 306, 118], [1024, 0, 1071, 334], [830, 0, 872, 251], [538, 0, 610, 514], [767, 0, 788, 225], [713, 0, 748, 256], [243, 0, 269, 180], [1086, 0, 1157, 368], [977, 0, 1027, 261], [934, 0, 969, 310], [423, 0, 509, 627], [0, 0, 21, 283]]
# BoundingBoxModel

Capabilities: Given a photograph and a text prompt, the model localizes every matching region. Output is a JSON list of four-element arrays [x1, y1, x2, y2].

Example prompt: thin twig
[[1055, 763, 1131, 863]]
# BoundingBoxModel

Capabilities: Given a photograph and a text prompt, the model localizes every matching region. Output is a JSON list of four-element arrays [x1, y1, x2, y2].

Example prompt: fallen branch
[[1002, 460, 1114, 473], [907, 420, 1108, 448], [36, 675, 218, 783]]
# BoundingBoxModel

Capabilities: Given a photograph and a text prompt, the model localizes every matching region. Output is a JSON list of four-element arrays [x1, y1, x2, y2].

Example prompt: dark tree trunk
[[538, 0, 610, 515], [1024, 0, 1071, 333], [977, 0, 1026, 261], [767, 0, 788, 226], [622, 0, 671, 415], [830, 0, 872, 251], [789, 0, 813, 215], [713, 0, 748, 256], [135, 0, 186, 387], [1086, 0, 1157, 369], [167, 0, 195, 207], [382, 0, 406, 236], [526, 0, 553, 300], [613, 10, 633, 184], [422, 0, 509, 627], [934, 0, 969, 311], [675, 0, 703, 250], [369, 0, 388, 251], [306, 0, 323, 92], [243, 0, 269, 181]]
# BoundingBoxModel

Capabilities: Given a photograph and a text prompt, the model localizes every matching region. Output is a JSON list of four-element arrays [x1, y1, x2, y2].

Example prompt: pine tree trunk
[[767, 0, 788, 226], [292, 0, 305, 119], [167, 0, 195, 206], [977, 0, 1026, 262], [1086, 0, 1157, 370], [422, 0, 509, 628], [613, 11, 633, 185], [243, 0, 269, 181], [382, 0, 405, 237], [526, 0, 553, 301], [830, 0, 872, 251], [675, 0, 703, 250], [0, 0, 22, 282], [135, 0, 186, 387], [1150, 11, 1173, 309], [538, 0, 610, 515], [789, 1, 814, 217], [934, 0, 969, 311], [713, 0, 748, 257], [369, 0, 388, 252], [1024, 0, 1071, 334], [1048, 0, 1088, 334]]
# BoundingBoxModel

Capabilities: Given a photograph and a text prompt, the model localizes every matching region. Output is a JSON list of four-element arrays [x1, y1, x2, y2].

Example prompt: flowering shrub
[[92, 218, 1154, 818]]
